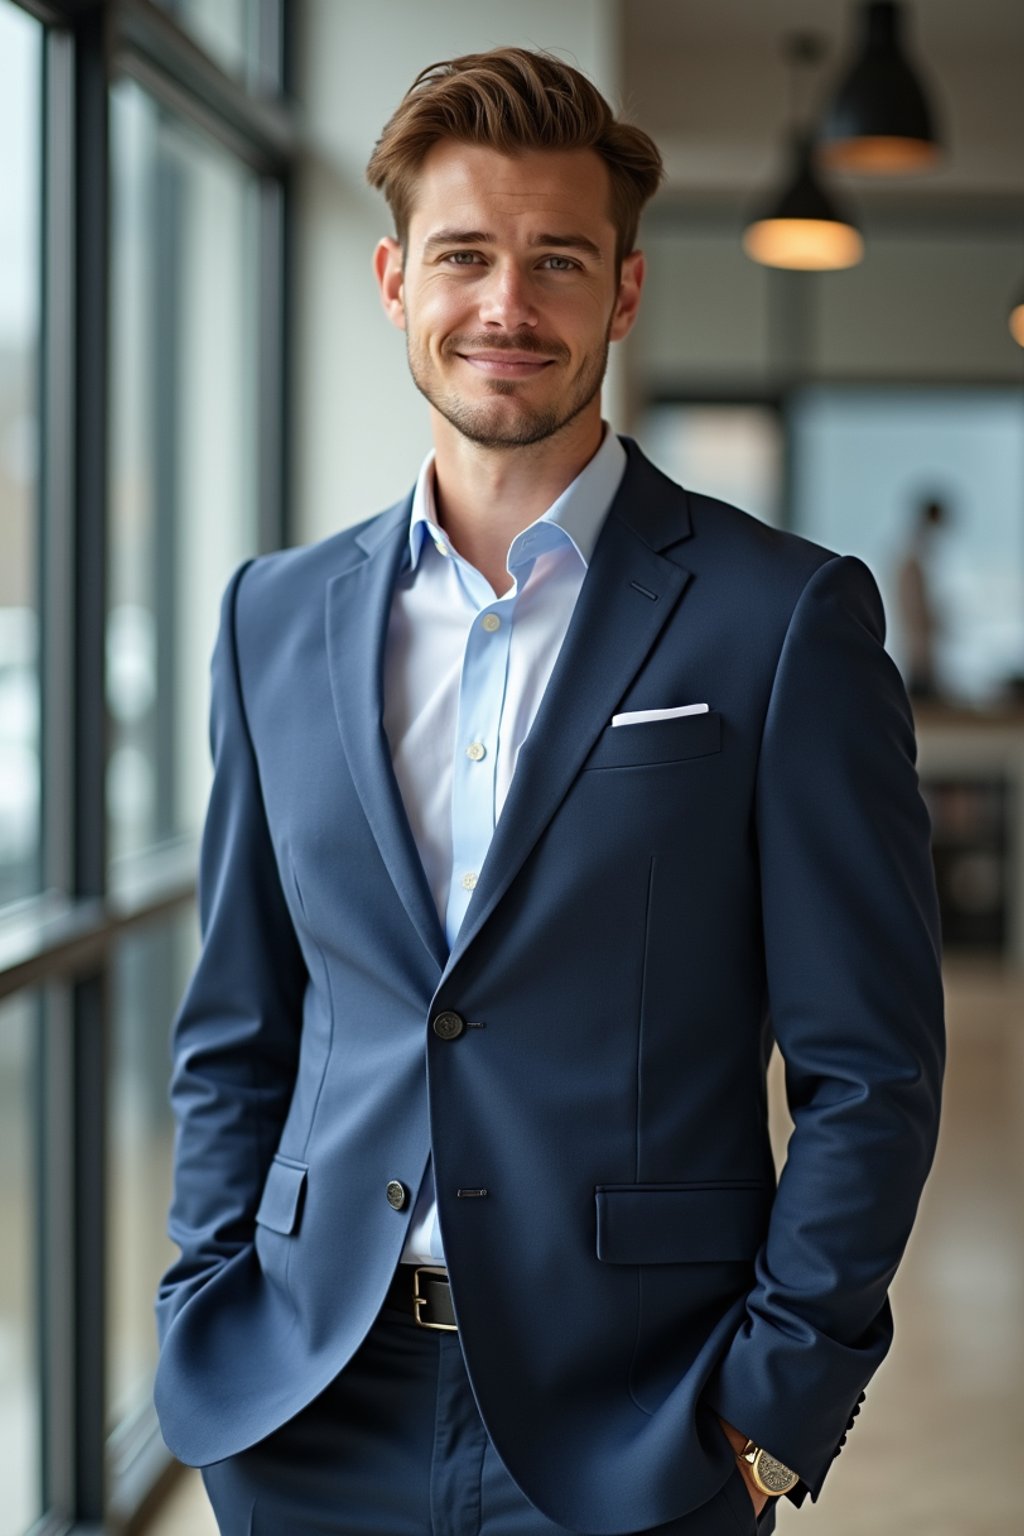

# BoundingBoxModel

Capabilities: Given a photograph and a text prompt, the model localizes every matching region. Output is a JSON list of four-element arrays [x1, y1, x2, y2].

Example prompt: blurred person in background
[[896, 493, 950, 701], [154, 46, 945, 1536]]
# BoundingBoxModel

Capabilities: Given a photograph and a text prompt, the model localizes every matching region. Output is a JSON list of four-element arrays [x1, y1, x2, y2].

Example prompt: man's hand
[[716, 1416, 770, 1518]]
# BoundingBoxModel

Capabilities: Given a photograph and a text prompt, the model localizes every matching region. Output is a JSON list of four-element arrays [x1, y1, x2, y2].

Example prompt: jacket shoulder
[[622, 437, 839, 598], [687, 486, 838, 585], [229, 495, 411, 621]]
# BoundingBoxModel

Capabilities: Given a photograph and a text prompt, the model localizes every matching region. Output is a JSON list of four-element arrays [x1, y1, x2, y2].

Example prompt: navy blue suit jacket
[[154, 439, 944, 1532]]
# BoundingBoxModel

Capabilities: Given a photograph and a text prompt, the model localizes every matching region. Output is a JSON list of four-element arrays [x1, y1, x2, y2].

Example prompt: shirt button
[[386, 1179, 408, 1210], [482, 613, 501, 632], [433, 541, 449, 557], [461, 872, 478, 890], [466, 742, 486, 761], [432, 1010, 465, 1040]]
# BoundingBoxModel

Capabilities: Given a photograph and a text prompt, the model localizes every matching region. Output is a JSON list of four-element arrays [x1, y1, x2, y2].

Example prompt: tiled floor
[[145, 959, 1024, 1535]]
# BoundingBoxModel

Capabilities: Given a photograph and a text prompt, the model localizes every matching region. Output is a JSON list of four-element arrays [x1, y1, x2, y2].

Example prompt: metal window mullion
[[112, 0, 296, 176], [40, 0, 75, 910], [74, 7, 110, 902], [36, 986, 76, 1526], [38, 18, 79, 1526], [151, 144, 184, 841], [257, 172, 288, 551], [71, 2, 112, 1522], [253, 0, 282, 96], [70, 972, 109, 1524]]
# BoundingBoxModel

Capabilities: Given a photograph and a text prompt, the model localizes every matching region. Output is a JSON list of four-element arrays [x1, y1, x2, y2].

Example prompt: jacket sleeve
[[704, 553, 945, 1502], [156, 559, 308, 1344]]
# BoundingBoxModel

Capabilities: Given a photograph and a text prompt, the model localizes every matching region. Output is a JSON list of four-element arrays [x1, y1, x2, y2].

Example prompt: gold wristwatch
[[739, 1439, 800, 1497]]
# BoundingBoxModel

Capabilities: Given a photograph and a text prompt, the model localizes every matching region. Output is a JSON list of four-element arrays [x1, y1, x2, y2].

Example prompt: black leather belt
[[385, 1263, 457, 1331]]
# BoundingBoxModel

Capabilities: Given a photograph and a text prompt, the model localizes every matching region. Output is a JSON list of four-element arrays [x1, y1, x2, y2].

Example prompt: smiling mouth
[[456, 352, 555, 376]]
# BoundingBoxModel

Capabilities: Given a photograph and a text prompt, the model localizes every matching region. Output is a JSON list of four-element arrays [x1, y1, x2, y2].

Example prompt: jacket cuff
[[703, 1312, 880, 1500]]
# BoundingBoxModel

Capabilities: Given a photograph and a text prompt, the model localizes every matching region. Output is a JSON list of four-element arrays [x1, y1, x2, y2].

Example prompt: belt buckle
[[412, 1265, 457, 1332]]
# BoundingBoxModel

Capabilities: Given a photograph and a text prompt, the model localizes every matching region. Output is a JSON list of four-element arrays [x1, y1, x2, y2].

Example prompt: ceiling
[[622, 0, 1024, 202], [626, 0, 1024, 54]]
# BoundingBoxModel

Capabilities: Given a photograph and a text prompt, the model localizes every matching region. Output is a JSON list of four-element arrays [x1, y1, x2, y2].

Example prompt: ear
[[608, 250, 645, 344], [373, 237, 406, 331]]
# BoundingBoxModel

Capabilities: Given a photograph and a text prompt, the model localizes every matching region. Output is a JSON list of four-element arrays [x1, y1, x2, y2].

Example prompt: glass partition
[[108, 79, 263, 865], [107, 909, 198, 1435], [790, 386, 1024, 705], [0, 1, 42, 908]]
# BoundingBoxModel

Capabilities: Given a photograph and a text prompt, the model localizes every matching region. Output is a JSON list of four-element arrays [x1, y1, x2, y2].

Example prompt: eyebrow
[[422, 229, 605, 263]]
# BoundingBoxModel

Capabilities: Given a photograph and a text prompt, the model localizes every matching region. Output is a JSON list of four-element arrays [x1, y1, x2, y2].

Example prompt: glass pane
[[641, 402, 783, 526], [0, 2, 42, 907], [154, 0, 280, 90], [791, 386, 1024, 706], [108, 82, 263, 864], [107, 907, 198, 1433], [0, 991, 41, 1534]]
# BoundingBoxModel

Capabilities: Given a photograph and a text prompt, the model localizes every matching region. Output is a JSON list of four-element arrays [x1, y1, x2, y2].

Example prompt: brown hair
[[366, 47, 664, 271]]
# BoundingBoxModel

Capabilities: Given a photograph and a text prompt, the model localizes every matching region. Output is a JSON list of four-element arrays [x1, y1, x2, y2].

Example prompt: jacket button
[[386, 1180, 408, 1210], [432, 1010, 465, 1040]]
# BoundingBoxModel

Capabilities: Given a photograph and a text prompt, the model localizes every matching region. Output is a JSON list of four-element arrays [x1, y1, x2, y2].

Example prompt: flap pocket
[[584, 710, 721, 771], [255, 1155, 308, 1235], [595, 1181, 769, 1264]]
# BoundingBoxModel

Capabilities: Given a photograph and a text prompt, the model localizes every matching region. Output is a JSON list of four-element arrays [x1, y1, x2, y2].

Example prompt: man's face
[[374, 141, 644, 450]]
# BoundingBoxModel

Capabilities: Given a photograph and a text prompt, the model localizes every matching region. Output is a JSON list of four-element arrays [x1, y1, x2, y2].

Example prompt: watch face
[[753, 1450, 800, 1495]]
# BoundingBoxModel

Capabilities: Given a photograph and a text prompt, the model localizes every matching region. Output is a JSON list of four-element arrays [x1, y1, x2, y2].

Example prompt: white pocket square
[[611, 703, 710, 728]]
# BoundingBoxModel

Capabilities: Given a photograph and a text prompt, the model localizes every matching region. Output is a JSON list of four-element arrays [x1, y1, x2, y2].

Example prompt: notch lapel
[[325, 499, 450, 975], [440, 445, 695, 983]]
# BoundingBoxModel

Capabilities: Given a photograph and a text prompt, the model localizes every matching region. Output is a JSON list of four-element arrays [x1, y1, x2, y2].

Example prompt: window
[[108, 81, 264, 863], [791, 386, 1024, 704], [641, 401, 784, 527], [0, 992, 42, 1535], [0, 1, 42, 906], [108, 912, 198, 1435], [154, 0, 281, 91], [0, 1, 293, 1528]]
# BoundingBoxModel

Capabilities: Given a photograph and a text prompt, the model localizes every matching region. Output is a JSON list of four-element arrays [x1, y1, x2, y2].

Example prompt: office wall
[[295, 0, 622, 544], [634, 224, 1024, 390]]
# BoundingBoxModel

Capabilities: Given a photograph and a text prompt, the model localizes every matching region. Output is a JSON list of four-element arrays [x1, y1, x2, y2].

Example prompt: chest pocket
[[582, 710, 721, 771]]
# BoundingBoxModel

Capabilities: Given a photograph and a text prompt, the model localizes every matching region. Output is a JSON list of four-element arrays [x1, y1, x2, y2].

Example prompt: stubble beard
[[405, 325, 611, 451]]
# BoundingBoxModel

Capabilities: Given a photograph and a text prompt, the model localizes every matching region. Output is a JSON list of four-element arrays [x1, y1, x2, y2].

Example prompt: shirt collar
[[405, 424, 626, 574]]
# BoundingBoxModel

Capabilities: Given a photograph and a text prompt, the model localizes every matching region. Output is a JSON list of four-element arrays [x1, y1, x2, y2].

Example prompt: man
[[895, 494, 949, 701], [155, 47, 945, 1536]]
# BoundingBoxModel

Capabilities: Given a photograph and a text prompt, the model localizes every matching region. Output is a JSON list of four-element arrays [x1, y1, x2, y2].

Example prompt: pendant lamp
[[1010, 288, 1024, 349], [818, 2, 943, 174], [743, 129, 864, 271], [743, 34, 863, 272]]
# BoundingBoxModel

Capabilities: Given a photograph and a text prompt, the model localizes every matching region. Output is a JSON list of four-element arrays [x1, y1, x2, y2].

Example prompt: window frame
[[1, 2, 298, 1530]]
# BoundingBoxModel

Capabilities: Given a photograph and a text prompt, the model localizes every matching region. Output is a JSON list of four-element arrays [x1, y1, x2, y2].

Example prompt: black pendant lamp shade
[[819, 1, 943, 174], [743, 131, 864, 271]]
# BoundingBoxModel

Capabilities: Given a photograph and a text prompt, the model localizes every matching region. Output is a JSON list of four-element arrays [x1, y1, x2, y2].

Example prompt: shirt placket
[[444, 558, 530, 948]]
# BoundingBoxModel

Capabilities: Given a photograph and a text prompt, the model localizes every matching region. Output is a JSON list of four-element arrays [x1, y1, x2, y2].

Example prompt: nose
[[477, 261, 538, 330]]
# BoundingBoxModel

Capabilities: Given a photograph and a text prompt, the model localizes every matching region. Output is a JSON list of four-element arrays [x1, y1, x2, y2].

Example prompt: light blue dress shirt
[[382, 425, 627, 1265]]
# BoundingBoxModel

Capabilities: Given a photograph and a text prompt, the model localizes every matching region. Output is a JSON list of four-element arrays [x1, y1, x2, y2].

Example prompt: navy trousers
[[200, 1294, 776, 1536]]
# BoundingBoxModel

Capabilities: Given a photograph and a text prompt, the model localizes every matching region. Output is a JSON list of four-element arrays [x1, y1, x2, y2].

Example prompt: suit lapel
[[325, 498, 450, 975], [440, 442, 694, 982]]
